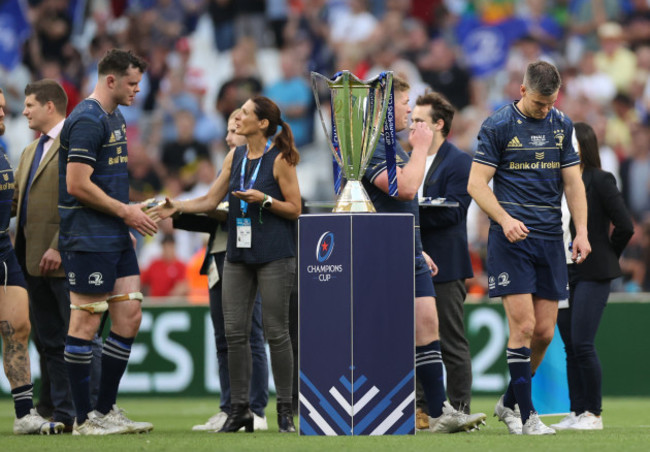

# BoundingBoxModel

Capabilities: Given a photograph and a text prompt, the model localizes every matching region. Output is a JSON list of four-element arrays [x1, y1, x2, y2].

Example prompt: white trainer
[[429, 401, 487, 433], [73, 411, 130, 435], [192, 411, 229, 431], [550, 412, 578, 430], [102, 404, 153, 433], [494, 395, 523, 434], [568, 411, 603, 430], [522, 412, 556, 435], [13, 409, 64, 435], [238, 413, 268, 431], [253, 413, 268, 431]]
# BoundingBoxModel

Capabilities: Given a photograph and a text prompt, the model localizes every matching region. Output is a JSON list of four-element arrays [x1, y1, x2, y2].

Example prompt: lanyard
[[240, 138, 272, 216]]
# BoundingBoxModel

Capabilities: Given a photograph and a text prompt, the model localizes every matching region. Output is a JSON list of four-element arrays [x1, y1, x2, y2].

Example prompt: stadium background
[[0, 0, 648, 401]]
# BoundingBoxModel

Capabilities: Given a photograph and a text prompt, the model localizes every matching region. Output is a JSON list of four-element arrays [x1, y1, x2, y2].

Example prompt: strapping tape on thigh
[[70, 292, 143, 314], [70, 300, 108, 314], [107, 292, 143, 303]]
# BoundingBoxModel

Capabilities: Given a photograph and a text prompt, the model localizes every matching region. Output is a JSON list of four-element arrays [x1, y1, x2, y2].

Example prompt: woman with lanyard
[[150, 96, 301, 433]]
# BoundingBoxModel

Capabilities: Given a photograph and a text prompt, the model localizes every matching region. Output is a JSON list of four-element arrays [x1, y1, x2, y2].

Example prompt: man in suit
[[415, 92, 474, 417], [13, 79, 79, 431]]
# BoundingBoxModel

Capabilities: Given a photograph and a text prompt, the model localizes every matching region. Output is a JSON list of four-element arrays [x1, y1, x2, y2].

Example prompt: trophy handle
[[359, 72, 393, 175], [311, 72, 344, 169]]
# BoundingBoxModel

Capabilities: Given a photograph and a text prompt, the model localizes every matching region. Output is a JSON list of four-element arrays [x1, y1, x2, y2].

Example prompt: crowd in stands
[[1, 0, 649, 298]]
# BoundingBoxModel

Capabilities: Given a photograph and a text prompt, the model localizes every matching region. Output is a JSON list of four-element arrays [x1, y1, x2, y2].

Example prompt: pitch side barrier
[[1, 294, 647, 399]]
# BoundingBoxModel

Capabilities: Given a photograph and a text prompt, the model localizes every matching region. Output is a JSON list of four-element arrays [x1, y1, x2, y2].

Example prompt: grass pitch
[[0, 396, 649, 451]]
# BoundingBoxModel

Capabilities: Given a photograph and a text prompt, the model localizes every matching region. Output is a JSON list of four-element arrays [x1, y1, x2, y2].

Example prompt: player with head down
[[468, 61, 591, 435]]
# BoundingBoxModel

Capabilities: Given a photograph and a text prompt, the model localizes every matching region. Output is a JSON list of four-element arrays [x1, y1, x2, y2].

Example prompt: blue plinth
[[298, 214, 415, 435]]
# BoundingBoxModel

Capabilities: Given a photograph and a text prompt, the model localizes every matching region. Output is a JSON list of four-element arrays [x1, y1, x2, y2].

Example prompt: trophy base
[[333, 181, 376, 213]]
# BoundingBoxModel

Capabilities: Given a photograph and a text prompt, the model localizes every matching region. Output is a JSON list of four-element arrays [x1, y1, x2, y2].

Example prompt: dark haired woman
[[150, 96, 301, 433], [551, 122, 633, 431]]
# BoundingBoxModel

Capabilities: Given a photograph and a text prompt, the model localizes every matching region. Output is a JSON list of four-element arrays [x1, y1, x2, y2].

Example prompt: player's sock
[[11, 383, 34, 418], [507, 347, 534, 423], [95, 331, 134, 414], [65, 335, 94, 423], [503, 381, 516, 409], [416, 340, 446, 418]]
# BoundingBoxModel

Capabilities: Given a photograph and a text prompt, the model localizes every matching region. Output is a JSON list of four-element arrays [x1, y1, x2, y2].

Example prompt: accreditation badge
[[236, 217, 252, 248], [207, 255, 220, 288]]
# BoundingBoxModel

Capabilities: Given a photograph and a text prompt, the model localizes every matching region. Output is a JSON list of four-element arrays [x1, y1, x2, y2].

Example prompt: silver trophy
[[311, 71, 393, 212]]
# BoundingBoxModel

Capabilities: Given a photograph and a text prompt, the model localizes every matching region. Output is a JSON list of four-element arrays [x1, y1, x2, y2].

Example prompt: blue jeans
[[209, 252, 268, 417], [557, 270, 609, 416]]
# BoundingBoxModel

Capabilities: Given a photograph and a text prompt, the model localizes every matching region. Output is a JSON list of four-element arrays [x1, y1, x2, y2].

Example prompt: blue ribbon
[[240, 138, 272, 215], [380, 73, 399, 197], [330, 71, 343, 195], [331, 104, 343, 195]]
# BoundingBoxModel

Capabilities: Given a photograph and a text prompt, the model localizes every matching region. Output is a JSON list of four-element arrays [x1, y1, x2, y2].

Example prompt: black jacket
[[570, 168, 634, 281]]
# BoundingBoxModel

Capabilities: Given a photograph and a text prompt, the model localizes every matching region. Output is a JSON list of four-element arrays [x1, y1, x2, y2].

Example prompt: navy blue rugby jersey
[[474, 102, 579, 238], [58, 99, 131, 252], [0, 148, 15, 259], [363, 136, 428, 275]]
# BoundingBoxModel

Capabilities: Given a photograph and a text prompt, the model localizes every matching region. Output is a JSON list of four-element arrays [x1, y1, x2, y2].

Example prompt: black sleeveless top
[[226, 145, 296, 264]]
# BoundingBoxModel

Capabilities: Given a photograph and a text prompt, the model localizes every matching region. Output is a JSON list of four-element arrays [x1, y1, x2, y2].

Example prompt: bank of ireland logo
[[89, 272, 104, 286], [316, 231, 335, 262]]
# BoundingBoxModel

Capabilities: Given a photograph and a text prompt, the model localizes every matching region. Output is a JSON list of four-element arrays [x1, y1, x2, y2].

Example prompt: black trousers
[[25, 274, 75, 424], [436, 279, 473, 412]]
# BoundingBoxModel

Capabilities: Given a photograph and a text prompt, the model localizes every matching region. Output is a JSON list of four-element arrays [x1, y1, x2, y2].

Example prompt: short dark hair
[[523, 61, 561, 96], [98, 49, 148, 77], [24, 79, 68, 115], [415, 92, 455, 138], [574, 122, 601, 170]]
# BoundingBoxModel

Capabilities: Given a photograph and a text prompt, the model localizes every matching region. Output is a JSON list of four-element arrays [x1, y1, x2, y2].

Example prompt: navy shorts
[[0, 249, 27, 289], [415, 255, 436, 298], [487, 229, 568, 300], [62, 248, 139, 294]]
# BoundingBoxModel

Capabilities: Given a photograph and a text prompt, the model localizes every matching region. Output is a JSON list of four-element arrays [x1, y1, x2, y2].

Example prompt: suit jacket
[[419, 140, 473, 283], [12, 134, 65, 277], [570, 168, 634, 281]]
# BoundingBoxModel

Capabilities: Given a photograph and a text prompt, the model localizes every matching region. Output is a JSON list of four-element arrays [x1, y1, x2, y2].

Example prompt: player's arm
[[467, 161, 529, 243], [562, 164, 591, 262], [372, 122, 433, 200], [67, 162, 158, 236]]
